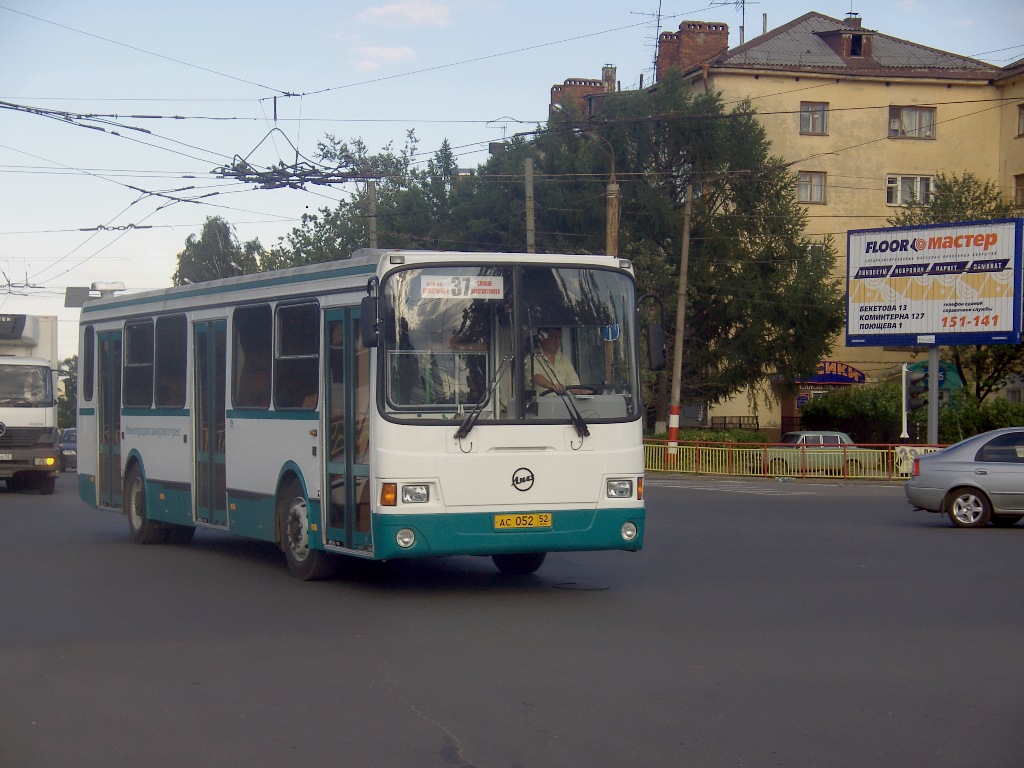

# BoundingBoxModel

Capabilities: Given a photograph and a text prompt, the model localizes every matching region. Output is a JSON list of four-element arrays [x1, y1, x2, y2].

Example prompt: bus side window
[[82, 325, 95, 402], [154, 314, 187, 408], [233, 304, 272, 409], [274, 302, 319, 410], [123, 319, 154, 408]]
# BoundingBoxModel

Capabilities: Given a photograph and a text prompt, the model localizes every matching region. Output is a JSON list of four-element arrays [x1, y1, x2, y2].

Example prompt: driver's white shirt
[[533, 350, 579, 390]]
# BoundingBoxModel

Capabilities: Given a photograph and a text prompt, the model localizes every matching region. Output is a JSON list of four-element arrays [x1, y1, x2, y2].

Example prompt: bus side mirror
[[360, 296, 379, 348], [647, 323, 666, 371]]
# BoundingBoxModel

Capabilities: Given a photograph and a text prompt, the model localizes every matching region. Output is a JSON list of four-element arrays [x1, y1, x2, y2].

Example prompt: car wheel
[[990, 515, 1023, 527], [945, 487, 992, 528]]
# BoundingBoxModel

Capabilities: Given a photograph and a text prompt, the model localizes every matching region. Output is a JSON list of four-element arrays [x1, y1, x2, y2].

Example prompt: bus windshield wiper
[[454, 354, 513, 441], [533, 354, 590, 439]]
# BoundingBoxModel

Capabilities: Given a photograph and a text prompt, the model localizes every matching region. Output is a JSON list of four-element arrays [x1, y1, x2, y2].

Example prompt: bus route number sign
[[494, 513, 552, 529], [421, 275, 505, 300]]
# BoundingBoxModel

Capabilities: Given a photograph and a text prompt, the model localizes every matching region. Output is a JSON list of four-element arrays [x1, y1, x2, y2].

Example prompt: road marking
[[646, 479, 815, 496]]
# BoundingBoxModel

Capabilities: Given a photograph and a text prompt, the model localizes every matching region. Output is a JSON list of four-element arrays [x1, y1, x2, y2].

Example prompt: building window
[[888, 106, 935, 139], [797, 171, 826, 203], [800, 102, 828, 135], [1018, 105, 1024, 137], [1015, 174, 1024, 208], [886, 175, 933, 206]]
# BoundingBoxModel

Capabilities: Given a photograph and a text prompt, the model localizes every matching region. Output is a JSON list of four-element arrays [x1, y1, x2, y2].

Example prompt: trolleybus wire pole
[[667, 182, 692, 457]]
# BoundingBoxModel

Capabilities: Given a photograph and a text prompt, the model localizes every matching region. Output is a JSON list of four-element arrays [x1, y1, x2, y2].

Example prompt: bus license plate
[[494, 513, 551, 529], [0, 453, 11, 461]]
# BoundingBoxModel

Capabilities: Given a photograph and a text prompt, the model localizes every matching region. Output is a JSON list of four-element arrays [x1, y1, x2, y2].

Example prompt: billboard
[[847, 218, 1023, 347]]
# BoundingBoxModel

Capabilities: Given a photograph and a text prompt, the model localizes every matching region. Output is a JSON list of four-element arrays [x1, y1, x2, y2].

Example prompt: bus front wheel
[[492, 552, 546, 575], [125, 465, 166, 545], [278, 479, 333, 581]]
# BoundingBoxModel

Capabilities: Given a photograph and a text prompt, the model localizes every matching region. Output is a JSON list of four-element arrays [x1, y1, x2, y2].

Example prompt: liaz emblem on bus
[[511, 467, 534, 491]]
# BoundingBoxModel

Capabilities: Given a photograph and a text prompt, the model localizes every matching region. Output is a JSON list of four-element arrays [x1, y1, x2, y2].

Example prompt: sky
[[1, 0, 1022, 360]]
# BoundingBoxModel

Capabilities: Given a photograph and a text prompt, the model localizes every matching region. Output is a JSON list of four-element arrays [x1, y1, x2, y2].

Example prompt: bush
[[798, 382, 902, 443], [938, 390, 1024, 444], [646, 427, 769, 443]]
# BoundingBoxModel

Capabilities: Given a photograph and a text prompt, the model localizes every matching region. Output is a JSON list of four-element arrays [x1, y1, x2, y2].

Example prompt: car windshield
[[380, 264, 640, 425]]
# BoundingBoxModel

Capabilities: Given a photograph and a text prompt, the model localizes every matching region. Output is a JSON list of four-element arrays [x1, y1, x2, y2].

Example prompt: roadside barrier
[[643, 440, 944, 480]]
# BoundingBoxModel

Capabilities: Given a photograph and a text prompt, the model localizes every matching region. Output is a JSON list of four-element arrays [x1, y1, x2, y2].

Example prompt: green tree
[[560, 74, 844, 410], [172, 216, 264, 284], [888, 172, 1021, 401], [270, 74, 843, 413], [57, 355, 77, 429]]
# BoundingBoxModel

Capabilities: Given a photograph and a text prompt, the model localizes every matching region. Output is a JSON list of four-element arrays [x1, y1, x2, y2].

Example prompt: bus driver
[[532, 327, 582, 395]]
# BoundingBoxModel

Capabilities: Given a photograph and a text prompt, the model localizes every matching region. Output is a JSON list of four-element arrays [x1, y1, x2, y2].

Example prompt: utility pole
[[667, 183, 693, 455], [367, 179, 378, 249], [524, 158, 536, 253], [605, 163, 620, 257]]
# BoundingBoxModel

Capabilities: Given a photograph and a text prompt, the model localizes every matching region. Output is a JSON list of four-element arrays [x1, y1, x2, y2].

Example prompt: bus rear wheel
[[125, 465, 167, 544], [278, 479, 333, 581], [492, 552, 546, 575]]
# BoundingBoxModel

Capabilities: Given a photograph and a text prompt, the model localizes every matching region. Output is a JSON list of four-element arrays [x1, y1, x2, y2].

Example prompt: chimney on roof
[[656, 20, 729, 81], [602, 65, 617, 93], [845, 12, 862, 29]]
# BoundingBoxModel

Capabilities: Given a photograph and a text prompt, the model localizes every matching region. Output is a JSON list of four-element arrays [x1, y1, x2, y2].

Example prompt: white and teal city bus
[[76, 249, 664, 579]]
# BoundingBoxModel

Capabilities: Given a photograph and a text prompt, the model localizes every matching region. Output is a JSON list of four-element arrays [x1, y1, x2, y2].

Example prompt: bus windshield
[[381, 264, 639, 424]]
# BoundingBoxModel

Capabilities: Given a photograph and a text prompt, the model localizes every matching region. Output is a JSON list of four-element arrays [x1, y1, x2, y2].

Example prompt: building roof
[[705, 12, 997, 81]]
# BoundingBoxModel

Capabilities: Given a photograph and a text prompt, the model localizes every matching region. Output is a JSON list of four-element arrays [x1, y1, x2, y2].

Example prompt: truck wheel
[[37, 476, 56, 495], [125, 465, 167, 544]]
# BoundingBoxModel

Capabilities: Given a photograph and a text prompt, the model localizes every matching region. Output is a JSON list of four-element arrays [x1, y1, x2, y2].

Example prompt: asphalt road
[[2, 473, 1022, 768]]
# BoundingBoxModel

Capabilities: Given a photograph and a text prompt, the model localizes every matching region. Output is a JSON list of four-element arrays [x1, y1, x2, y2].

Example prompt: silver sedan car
[[904, 427, 1024, 528]]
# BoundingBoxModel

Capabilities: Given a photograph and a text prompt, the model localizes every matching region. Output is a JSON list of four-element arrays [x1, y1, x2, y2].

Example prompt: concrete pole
[[667, 183, 693, 454], [525, 158, 536, 254], [367, 179, 378, 249]]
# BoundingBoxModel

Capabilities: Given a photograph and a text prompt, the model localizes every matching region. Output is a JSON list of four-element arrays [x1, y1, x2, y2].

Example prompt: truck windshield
[[0, 364, 53, 407], [380, 264, 639, 425]]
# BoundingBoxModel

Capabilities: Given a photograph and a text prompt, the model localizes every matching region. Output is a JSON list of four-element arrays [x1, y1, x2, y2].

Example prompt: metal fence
[[643, 440, 945, 480]]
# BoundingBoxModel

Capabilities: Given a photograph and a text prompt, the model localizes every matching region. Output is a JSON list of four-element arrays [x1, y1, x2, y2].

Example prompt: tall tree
[[172, 216, 264, 285], [888, 172, 1020, 400], [270, 74, 844, 411]]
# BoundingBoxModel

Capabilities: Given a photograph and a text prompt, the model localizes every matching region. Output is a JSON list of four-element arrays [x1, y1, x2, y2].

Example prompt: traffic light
[[906, 370, 928, 411]]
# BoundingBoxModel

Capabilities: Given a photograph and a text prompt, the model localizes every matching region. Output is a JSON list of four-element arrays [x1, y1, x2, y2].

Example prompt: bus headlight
[[396, 528, 416, 548], [401, 484, 429, 503], [621, 522, 638, 541], [606, 479, 633, 498]]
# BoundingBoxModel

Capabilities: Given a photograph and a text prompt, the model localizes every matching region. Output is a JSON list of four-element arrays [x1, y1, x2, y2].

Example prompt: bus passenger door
[[194, 320, 228, 527], [96, 330, 122, 508], [324, 309, 372, 552]]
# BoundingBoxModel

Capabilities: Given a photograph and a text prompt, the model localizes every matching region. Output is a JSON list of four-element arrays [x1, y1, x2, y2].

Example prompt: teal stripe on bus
[[81, 261, 376, 316]]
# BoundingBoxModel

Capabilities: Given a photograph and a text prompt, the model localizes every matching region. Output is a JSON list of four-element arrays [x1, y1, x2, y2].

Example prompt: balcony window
[[886, 175, 933, 206], [888, 106, 935, 139]]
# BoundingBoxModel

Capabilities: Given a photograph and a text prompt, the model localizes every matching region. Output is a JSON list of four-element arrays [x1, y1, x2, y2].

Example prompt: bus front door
[[324, 310, 372, 552], [96, 330, 122, 508], [194, 320, 228, 527]]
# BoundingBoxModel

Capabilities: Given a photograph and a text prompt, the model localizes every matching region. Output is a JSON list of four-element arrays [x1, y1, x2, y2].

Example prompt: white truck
[[0, 314, 60, 494]]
